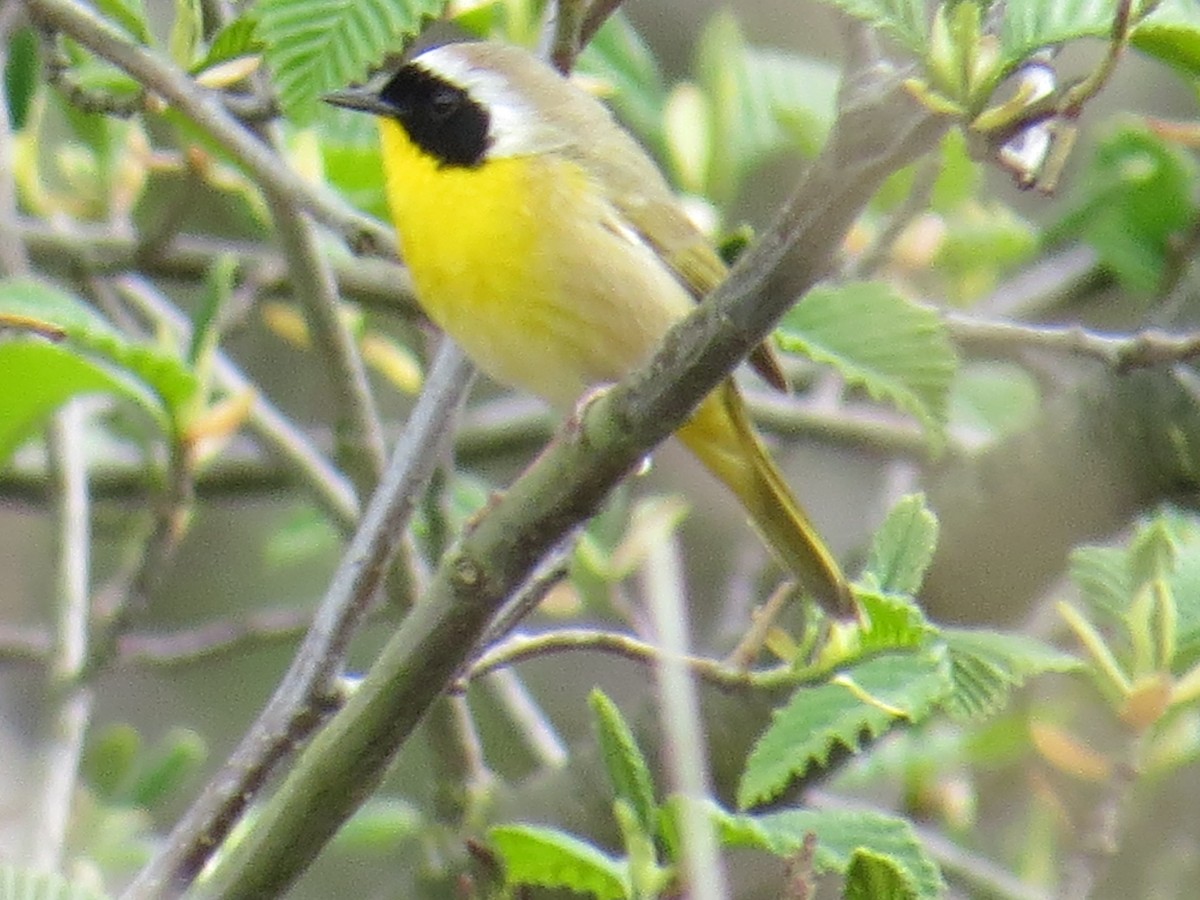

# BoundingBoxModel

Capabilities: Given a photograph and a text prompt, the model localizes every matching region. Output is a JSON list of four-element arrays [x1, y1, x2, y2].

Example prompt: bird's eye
[[428, 87, 461, 121]]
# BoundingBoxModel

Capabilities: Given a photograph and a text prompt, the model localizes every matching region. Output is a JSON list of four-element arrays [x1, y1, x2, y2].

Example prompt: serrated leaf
[[810, 0, 928, 53], [854, 590, 934, 656], [0, 865, 111, 900], [256, 0, 447, 123], [1069, 544, 1132, 621], [779, 282, 958, 444], [942, 628, 1081, 720], [0, 278, 198, 427], [1134, 0, 1200, 76], [753, 808, 944, 899], [844, 848, 918, 900], [862, 494, 939, 596], [738, 650, 953, 808], [1000, 0, 1120, 68], [490, 825, 628, 899], [577, 12, 667, 156], [590, 689, 657, 836]]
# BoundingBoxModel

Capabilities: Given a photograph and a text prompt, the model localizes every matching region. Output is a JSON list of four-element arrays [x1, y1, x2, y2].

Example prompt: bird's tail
[[677, 382, 854, 618]]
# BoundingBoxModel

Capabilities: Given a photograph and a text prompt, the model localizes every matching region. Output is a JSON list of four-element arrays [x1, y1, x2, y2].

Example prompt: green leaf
[[169, 0, 205, 68], [1000, 0, 1120, 68], [738, 650, 953, 808], [810, 0, 928, 53], [589, 689, 658, 836], [490, 825, 628, 899], [844, 848, 919, 900], [0, 342, 158, 467], [942, 628, 1081, 719], [1069, 543, 1132, 621], [264, 504, 341, 567], [694, 12, 838, 203], [753, 808, 944, 899], [853, 590, 934, 656], [0, 278, 199, 425], [126, 727, 207, 807], [0, 865, 111, 900], [82, 723, 142, 800], [1134, 0, 1200, 76], [195, 16, 264, 72], [93, 0, 152, 43], [949, 361, 1041, 446], [861, 494, 939, 596], [779, 282, 959, 444], [4, 27, 39, 130], [1052, 124, 1196, 295], [256, 0, 447, 123], [577, 12, 668, 157], [936, 203, 1038, 302], [331, 798, 423, 853]]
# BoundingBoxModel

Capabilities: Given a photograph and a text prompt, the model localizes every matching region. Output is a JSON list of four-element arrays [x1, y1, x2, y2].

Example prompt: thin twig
[[641, 532, 730, 900], [262, 186, 387, 498], [16, 216, 419, 316], [31, 403, 95, 870], [123, 340, 474, 900], [115, 275, 361, 529], [947, 312, 1200, 373], [116, 606, 317, 668]]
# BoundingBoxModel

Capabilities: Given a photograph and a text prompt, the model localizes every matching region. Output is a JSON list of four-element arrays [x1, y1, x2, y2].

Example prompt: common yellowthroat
[[326, 42, 852, 617]]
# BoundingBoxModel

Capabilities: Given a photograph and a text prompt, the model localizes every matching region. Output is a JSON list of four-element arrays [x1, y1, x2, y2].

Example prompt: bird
[[325, 41, 853, 617]]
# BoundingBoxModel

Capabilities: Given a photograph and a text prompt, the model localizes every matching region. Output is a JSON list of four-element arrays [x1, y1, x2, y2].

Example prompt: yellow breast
[[378, 118, 694, 406]]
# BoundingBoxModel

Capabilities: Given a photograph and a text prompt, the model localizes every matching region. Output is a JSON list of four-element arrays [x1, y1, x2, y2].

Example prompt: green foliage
[[942, 629, 1081, 720], [999, 0, 1119, 68], [589, 690, 658, 836], [194, 17, 264, 72], [330, 798, 423, 853], [490, 825, 629, 899], [778, 282, 959, 446], [738, 650, 954, 808], [577, 13, 669, 158], [861, 494, 940, 597], [844, 848, 917, 900], [3, 27, 38, 130], [1134, 0, 1200, 76], [814, 0, 929, 53], [0, 278, 200, 458], [1053, 124, 1197, 295], [0, 866, 110, 900], [948, 361, 1042, 446], [255, 0, 448, 122], [687, 12, 838, 204]]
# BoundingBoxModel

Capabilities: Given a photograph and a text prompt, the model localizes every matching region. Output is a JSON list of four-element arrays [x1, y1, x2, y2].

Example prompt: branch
[[262, 185, 386, 498], [193, 55, 946, 899], [16, 217, 419, 317], [123, 340, 474, 899], [31, 404, 95, 869], [948, 312, 1200, 373]]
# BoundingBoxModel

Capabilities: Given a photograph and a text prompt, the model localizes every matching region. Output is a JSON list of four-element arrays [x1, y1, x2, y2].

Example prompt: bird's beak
[[323, 86, 388, 116]]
